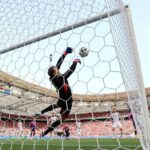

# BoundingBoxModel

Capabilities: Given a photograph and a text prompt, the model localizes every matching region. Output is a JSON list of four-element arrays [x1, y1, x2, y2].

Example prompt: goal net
[[0, 0, 150, 149]]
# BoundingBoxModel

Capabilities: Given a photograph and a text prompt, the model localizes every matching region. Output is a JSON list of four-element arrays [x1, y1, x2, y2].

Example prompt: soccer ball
[[79, 47, 89, 57]]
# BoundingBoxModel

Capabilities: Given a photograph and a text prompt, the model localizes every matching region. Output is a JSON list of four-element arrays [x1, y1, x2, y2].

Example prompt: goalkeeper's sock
[[43, 120, 61, 136]]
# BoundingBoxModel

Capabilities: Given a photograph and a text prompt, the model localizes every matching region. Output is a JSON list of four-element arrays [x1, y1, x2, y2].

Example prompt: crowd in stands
[[0, 117, 135, 138]]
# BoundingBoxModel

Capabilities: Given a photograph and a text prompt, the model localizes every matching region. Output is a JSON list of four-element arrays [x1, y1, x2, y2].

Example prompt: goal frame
[[0, 3, 149, 150], [125, 6, 150, 149]]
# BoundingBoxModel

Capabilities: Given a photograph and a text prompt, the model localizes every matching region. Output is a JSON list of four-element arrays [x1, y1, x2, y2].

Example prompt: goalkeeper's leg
[[35, 104, 59, 116], [41, 104, 59, 114]]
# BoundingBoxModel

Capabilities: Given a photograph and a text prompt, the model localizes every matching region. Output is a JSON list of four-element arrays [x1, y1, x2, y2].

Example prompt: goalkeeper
[[36, 47, 81, 137]]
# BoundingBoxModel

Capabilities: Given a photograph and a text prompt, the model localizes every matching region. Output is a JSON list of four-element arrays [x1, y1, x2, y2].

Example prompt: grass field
[[0, 138, 142, 150]]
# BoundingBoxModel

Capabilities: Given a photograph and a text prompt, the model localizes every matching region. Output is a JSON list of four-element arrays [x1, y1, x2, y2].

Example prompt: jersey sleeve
[[63, 61, 77, 79], [56, 54, 66, 69]]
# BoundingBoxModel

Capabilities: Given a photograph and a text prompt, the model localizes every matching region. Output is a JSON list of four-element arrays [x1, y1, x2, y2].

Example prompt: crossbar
[[0, 6, 128, 54]]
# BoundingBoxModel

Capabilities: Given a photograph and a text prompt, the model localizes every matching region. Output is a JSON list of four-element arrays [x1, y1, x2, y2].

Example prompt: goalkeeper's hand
[[64, 47, 73, 55], [73, 58, 81, 64]]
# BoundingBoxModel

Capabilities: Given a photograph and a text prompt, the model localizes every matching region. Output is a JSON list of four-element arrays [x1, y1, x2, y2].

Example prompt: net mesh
[[0, 0, 149, 149]]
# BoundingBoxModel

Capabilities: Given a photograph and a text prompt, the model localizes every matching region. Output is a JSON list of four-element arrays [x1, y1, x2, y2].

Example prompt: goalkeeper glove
[[73, 58, 81, 64], [64, 47, 73, 55]]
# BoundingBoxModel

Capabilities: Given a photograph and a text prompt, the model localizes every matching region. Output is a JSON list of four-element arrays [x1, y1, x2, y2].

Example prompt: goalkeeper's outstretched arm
[[56, 47, 73, 69], [63, 58, 81, 79]]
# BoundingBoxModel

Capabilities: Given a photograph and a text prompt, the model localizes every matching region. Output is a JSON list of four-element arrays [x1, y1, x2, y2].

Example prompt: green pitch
[[0, 138, 142, 150]]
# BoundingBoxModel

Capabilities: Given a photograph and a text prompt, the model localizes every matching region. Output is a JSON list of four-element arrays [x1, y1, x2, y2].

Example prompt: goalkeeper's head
[[48, 66, 60, 77]]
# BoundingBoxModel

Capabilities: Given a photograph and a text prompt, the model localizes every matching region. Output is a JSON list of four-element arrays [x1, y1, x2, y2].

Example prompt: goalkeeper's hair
[[48, 66, 55, 77]]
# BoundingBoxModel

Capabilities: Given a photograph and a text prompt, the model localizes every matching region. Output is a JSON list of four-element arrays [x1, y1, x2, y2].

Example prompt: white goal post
[[124, 5, 150, 149]]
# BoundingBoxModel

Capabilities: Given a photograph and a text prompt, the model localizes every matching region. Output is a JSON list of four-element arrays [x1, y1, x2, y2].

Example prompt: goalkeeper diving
[[36, 47, 81, 137]]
